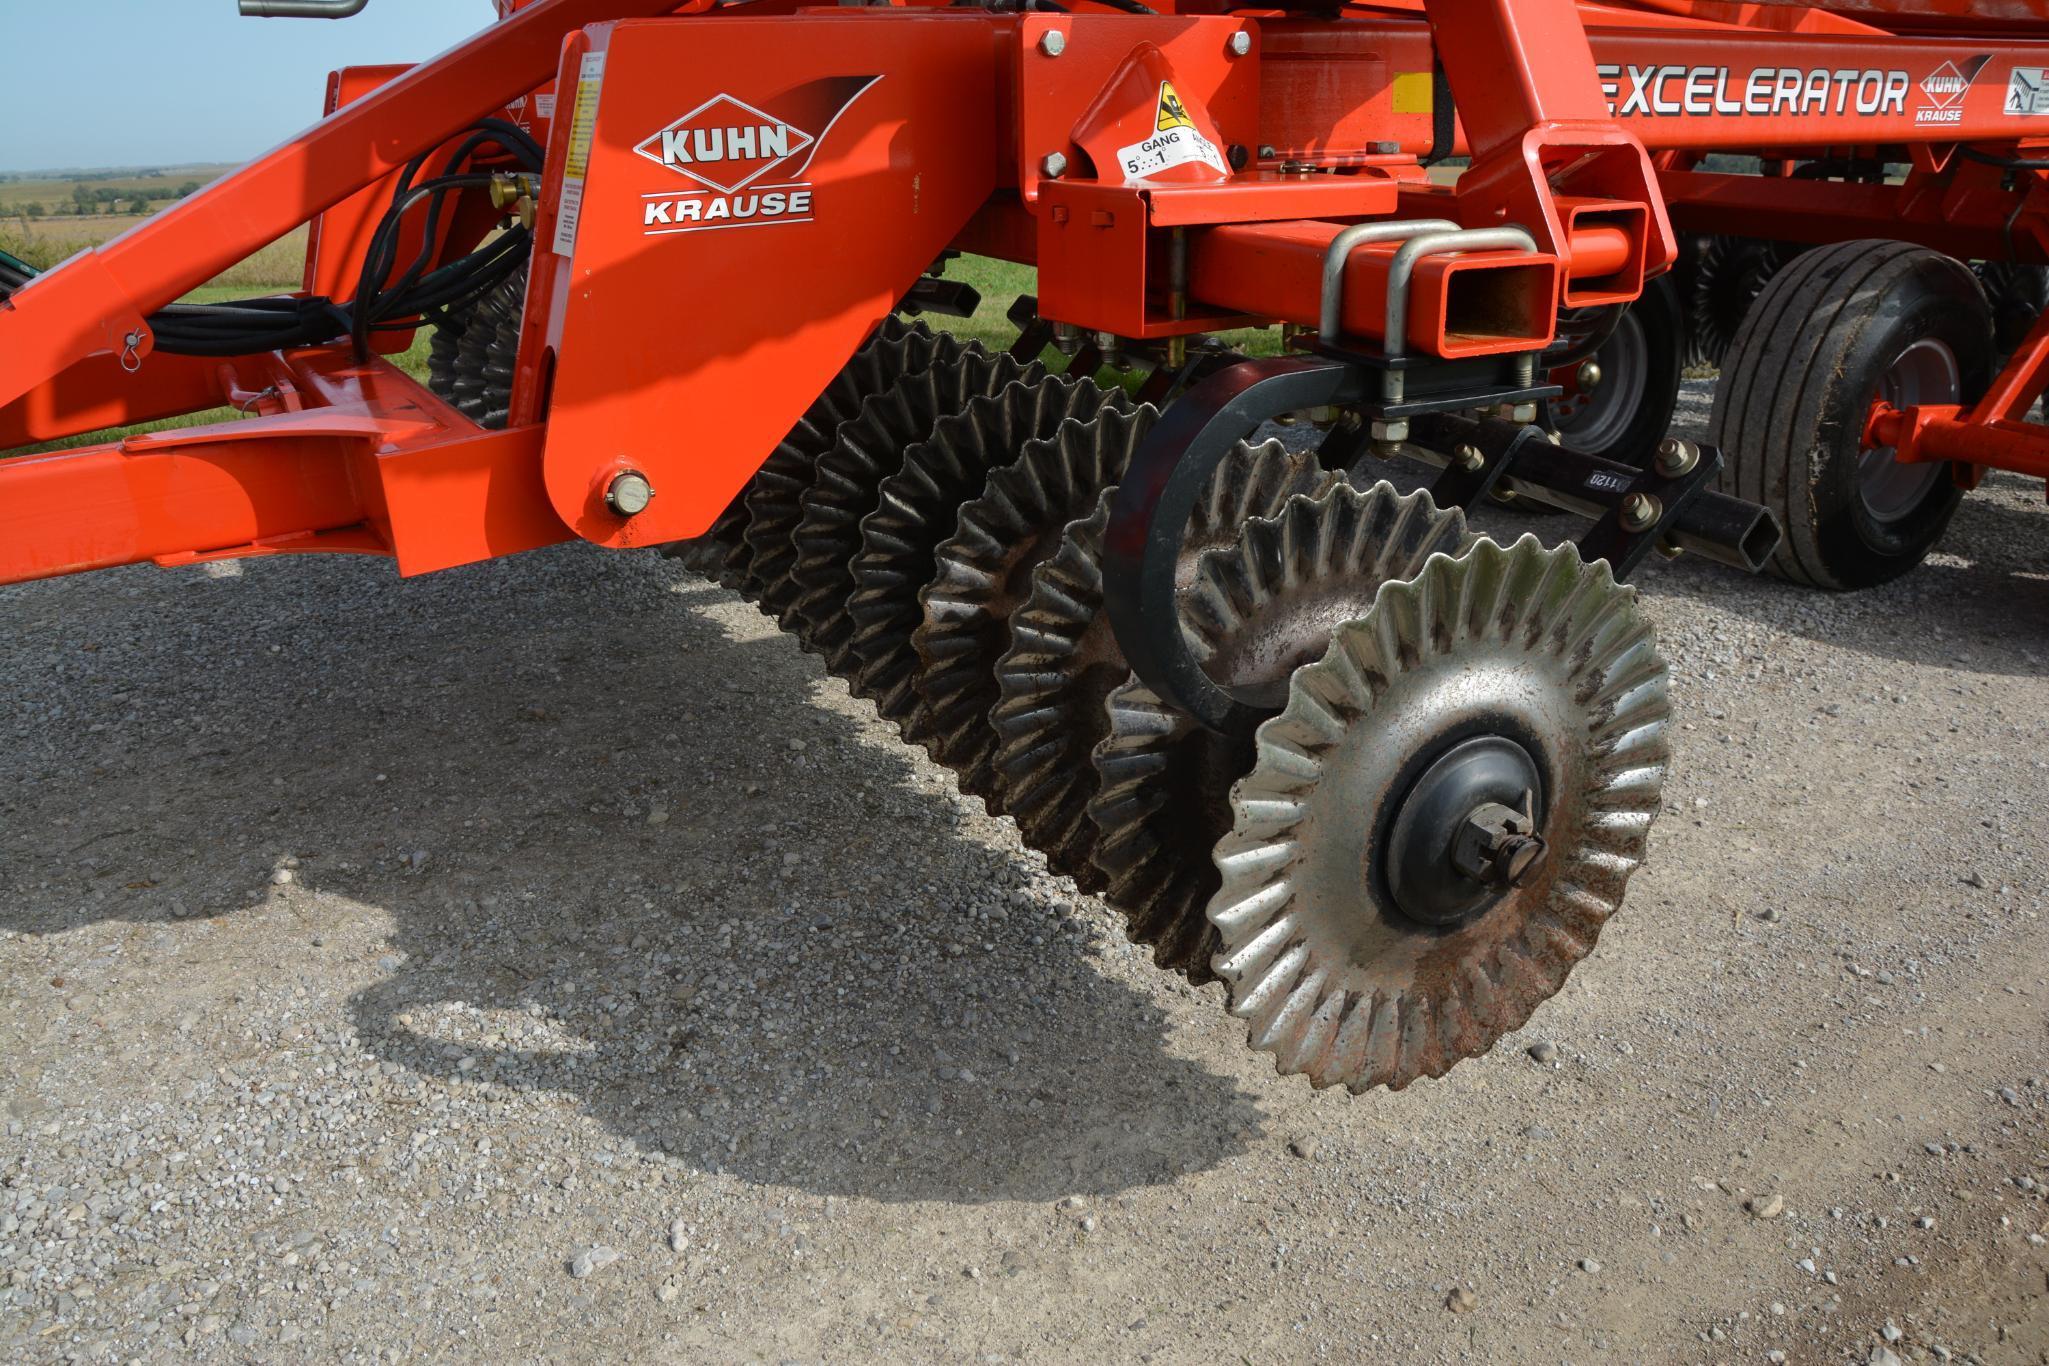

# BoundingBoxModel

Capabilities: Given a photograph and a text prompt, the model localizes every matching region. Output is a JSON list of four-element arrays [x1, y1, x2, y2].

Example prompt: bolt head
[[1041, 151, 1069, 179], [606, 471, 654, 518], [1228, 31, 1252, 56], [1038, 29, 1066, 57], [1455, 443, 1486, 472], [1369, 419, 1410, 446], [1575, 359, 1603, 392]]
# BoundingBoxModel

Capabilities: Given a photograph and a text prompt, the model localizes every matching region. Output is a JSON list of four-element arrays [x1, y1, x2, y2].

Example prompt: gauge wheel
[[1710, 240, 1992, 590], [1549, 275, 1684, 471]]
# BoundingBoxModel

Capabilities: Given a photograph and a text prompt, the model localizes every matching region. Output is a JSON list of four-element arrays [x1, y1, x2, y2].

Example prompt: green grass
[[939, 254, 1285, 368]]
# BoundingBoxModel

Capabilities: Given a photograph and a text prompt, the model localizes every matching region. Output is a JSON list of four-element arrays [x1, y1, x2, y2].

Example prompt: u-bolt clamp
[[1380, 226, 1540, 402], [1318, 218, 1459, 346]]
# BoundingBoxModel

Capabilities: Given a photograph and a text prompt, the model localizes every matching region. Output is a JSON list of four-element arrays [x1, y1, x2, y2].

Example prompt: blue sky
[[0, 3, 490, 173]]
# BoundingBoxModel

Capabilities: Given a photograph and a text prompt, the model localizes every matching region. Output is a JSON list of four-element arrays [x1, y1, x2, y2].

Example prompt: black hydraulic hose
[[5, 118, 543, 359], [1959, 145, 2049, 172]]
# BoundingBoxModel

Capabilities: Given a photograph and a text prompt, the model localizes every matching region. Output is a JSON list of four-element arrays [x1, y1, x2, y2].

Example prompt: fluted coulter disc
[[1207, 534, 1672, 1093], [737, 322, 974, 612], [1088, 480, 1469, 981], [846, 375, 1129, 724], [989, 438, 1338, 893], [910, 405, 1160, 808], [788, 351, 1044, 669]]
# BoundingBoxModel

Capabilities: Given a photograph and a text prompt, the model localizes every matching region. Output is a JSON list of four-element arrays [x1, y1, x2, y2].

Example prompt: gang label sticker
[[633, 77, 879, 236], [2007, 67, 2049, 116], [1115, 81, 1228, 182]]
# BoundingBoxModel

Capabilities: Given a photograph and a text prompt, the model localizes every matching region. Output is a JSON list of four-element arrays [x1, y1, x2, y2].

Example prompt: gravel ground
[[3, 381, 2048, 1363]]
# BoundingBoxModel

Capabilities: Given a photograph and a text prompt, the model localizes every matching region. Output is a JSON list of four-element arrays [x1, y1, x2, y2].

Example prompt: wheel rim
[[1550, 308, 1650, 453], [1860, 337, 1958, 524]]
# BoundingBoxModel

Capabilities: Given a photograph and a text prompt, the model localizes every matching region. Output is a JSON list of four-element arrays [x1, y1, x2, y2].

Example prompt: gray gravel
[[3, 380, 2048, 1361]]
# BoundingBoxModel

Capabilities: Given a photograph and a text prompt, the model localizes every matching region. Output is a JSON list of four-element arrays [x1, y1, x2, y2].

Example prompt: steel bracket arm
[[0, 0, 693, 417], [1421, 0, 1676, 304]]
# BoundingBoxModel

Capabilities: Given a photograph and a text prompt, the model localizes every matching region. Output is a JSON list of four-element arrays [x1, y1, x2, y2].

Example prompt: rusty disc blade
[[788, 351, 1044, 672], [742, 323, 971, 619], [846, 375, 1128, 724], [909, 405, 1159, 810], [1208, 534, 1672, 1093], [989, 439, 1338, 895]]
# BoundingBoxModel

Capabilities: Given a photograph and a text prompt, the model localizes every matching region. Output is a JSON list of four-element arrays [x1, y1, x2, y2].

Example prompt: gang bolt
[[1451, 801, 1549, 888], [1576, 358, 1604, 392], [1228, 31, 1252, 56], [1042, 151, 1069, 179], [606, 471, 654, 518], [1039, 30, 1066, 57], [1654, 436, 1700, 478], [1455, 444, 1485, 473], [1619, 491, 1661, 533]]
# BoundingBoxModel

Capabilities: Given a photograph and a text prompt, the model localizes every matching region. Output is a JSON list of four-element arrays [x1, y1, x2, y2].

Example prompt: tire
[[1550, 274, 1684, 469], [1709, 240, 1992, 591]]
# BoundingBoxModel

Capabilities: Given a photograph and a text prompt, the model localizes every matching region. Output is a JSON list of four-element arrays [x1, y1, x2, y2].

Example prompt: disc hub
[[1383, 735, 1545, 927]]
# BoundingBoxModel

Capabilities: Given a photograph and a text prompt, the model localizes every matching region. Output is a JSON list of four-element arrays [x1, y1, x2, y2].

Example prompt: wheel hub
[[1383, 735, 1546, 927]]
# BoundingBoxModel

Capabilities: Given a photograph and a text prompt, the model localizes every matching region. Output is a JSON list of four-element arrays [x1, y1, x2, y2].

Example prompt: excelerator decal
[[1115, 80, 1229, 182], [1595, 57, 1991, 123], [631, 78, 880, 236], [1598, 63, 1910, 118], [2008, 67, 2049, 116]]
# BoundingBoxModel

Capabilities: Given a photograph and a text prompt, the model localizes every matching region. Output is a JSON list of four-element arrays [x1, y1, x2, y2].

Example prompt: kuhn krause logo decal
[[1916, 57, 1991, 124], [633, 77, 879, 235], [1595, 57, 1988, 123]]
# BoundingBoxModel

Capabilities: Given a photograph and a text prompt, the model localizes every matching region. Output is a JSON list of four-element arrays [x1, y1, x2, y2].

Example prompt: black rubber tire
[[1709, 240, 1992, 591], [1552, 274, 1685, 470]]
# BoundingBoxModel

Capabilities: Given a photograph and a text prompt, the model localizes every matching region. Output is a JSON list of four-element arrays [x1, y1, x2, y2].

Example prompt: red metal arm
[[0, 0, 694, 417]]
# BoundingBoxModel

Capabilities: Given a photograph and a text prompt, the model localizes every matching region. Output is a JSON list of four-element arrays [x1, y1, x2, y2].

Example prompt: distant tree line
[[2, 179, 205, 224]]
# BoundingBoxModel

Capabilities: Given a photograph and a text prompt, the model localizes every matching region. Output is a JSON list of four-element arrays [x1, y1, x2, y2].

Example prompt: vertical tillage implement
[[10, 0, 2049, 1092]]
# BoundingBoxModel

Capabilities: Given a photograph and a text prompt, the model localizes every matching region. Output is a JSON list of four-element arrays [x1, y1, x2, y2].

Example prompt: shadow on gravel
[[0, 550, 1260, 1205]]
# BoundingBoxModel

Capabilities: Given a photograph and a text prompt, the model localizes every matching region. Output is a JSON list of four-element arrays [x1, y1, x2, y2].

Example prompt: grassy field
[[940, 253, 1283, 362], [0, 164, 236, 214]]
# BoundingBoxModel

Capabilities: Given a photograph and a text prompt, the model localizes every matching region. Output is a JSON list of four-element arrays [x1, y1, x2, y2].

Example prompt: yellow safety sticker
[[1392, 71, 1434, 116], [1156, 81, 1195, 133]]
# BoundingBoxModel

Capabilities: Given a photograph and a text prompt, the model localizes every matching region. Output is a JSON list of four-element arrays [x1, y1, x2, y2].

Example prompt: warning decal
[[2007, 67, 2049, 116], [551, 51, 605, 258], [1117, 81, 1229, 183], [1156, 82, 1195, 133]]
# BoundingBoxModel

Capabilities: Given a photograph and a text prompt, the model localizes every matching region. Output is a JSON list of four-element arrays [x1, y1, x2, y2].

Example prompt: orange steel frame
[[7, 0, 2049, 586]]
